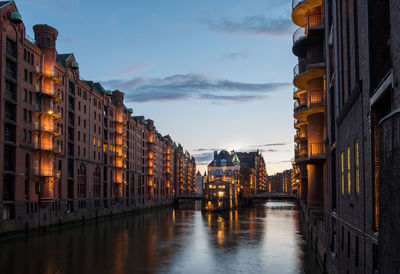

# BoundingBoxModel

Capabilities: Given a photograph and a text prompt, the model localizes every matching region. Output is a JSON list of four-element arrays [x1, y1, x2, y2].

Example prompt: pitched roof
[[208, 150, 235, 167], [56, 53, 72, 67], [0, 1, 12, 9], [236, 152, 258, 169]]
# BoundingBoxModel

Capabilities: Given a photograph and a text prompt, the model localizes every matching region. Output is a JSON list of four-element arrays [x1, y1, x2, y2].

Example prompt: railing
[[294, 53, 324, 79], [293, 26, 307, 45], [308, 143, 325, 156], [294, 100, 307, 113], [35, 168, 59, 177], [308, 89, 326, 106], [34, 142, 61, 153]]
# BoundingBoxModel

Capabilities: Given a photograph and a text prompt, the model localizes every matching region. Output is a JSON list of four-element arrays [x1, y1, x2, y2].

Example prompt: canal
[[0, 201, 321, 274]]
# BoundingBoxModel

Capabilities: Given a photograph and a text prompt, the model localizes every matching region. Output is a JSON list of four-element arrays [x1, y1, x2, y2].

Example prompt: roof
[[93, 82, 106, 96], [0, 1, 13, 9], [236, 152, 258, 169], [208, 150, 235, 167], [56, 53, 72, 67]]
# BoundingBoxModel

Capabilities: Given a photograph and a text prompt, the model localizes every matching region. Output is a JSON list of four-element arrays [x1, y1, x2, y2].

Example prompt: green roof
[[10, 11, 22, 23], [0, 1, 13, 9]]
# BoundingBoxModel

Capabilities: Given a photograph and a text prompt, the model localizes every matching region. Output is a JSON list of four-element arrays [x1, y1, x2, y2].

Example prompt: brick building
[[236, 151, 267, 195], [291, 0, 400, 273], [268, 170, 292, 194], [0, 1, 196, 234]]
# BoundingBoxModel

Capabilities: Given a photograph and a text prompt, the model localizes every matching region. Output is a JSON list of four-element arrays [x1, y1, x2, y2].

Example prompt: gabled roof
[[0, 1, 13, 9], [56, 53, 73, 68], [209, 150, 234, 167], [93, 82, 106, 96]]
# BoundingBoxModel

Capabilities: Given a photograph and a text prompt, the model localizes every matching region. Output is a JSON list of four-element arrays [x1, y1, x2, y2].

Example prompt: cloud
[[266, 160, 292, 164], [222, 50, 250, 60], [250, 142, 289, 148], [106, 63, 149, 78], [101, 73, 290, 103], [192, 152, 215, 165], [203, 15, 293, 36], [58, 36, 75, 45]]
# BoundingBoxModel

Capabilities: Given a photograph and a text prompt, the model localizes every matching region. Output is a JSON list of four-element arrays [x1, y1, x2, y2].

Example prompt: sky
[[19, 0, 297, 175]]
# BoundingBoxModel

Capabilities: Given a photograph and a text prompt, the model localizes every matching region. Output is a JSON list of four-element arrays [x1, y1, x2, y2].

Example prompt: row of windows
[[24, 69, 33, 84], [340, 139, 360, 196], [23, 49, 34, 65], [210, 170, 235, 176]]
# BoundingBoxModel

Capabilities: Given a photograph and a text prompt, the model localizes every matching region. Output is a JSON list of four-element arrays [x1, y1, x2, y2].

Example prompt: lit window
[[341, 152, 344, 196], [355, 140, 360, 194], [347, 146, 351, 195], [93, 137, 96, 146]]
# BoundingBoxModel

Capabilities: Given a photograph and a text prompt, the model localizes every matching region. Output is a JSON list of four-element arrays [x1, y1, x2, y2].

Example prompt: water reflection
[[0, 201, 321, 274]]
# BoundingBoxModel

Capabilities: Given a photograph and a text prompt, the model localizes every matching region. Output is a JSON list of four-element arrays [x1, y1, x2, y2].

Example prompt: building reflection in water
[[0, 201, 321, 274]]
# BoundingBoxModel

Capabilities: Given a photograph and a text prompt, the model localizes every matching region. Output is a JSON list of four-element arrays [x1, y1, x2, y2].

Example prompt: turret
[[33, 24, 58, 50]]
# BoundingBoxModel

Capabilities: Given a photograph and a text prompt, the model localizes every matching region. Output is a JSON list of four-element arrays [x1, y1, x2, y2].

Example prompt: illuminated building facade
[[268, 170, 292, 194], [236, 151, 267, 196], [292, 0, 400, 273], [204, 150, 241, 210], [0, 1, 195, 234]]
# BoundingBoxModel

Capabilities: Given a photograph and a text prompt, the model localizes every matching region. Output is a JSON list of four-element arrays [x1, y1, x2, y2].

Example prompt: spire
[[232, 153, 240, 164]]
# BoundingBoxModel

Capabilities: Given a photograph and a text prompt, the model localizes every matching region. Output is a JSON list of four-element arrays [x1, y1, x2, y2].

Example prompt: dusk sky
[[20, 0, 297, 175]]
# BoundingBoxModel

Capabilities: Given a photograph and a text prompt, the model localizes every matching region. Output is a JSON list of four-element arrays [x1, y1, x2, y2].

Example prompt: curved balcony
[[294, 89, 326, 120], [294, 118, 307, 128], [292, 0, 323, 27], [293, 88, 306, 99], [293, 55, 325, 89], [294, 133, 307, 143], [292, 13, 324, 57]]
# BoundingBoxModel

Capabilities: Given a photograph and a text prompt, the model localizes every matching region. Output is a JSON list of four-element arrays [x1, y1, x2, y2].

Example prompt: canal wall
[[298, 199, 326, 273], [0, 198, 174, 241]]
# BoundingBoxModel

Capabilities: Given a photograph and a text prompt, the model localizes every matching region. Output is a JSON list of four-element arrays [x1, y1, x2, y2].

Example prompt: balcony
[[35, 168, 60, 177], [35, 84, 62, 102], [293, 13, 324, 57], [293, 55, 325, 89], [37, 71, 61, 85], [34, 123, 61, 135], [294, 89, 326, 120], [34, 142, 61, 153], [308, 143, 325, 157], [292, 0, 324, 27], [294, 118, 306, 128], [35, 104, 61, 120], [294, 132, 307, 143]]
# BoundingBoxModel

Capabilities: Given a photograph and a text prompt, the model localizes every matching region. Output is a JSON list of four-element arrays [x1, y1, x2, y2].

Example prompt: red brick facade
[[0, 2, 196, 234]]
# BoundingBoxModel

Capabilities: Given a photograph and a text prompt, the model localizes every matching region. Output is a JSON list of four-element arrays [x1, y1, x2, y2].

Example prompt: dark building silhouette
[[291, 0, 400, 273]]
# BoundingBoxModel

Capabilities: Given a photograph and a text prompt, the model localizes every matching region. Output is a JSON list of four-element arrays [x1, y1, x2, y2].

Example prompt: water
[[0, 201, 321, 274]]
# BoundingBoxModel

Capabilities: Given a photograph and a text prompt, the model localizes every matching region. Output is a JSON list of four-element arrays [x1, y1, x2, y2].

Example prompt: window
[[24, 69, 28, 81], [28, 111, 32, 123], [29, 92, 32, 104], [29, 72, 33, 84], [347, 146, 351, 195], [23, 109, 27, 121], [28, 131, 31, 143], [22, 129, 26, 142], [341, 152, 344, 195], [23, 89, 27, 101], [6, 38, 16, 58], [93, 137, 96, 146], [355, 140, 360, 194]]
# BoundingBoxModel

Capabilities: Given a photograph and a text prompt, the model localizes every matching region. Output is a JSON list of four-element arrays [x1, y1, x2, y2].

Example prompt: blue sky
[[19, 0, 297, 174]]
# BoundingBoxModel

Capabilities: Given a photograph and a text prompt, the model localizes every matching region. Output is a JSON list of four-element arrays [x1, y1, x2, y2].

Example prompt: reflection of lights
[[48, 110, 53, 115]]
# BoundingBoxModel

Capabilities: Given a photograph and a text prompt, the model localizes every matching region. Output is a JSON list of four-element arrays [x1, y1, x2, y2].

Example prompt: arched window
[[77, 164, 86, 198], [93, 167, 101, 198]]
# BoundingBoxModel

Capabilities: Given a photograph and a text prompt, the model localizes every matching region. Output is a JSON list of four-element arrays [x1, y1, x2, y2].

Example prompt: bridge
[[246, 192, 297, 201], [173, 195, 202, 201]]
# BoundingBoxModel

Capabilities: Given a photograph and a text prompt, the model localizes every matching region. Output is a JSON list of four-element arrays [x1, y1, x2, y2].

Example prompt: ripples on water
[[0, 201, 321, 274]]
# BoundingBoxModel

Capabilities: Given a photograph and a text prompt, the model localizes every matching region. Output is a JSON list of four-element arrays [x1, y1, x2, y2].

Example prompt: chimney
[[231, 150, 235, 156], [214, 151, 218, 159]]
